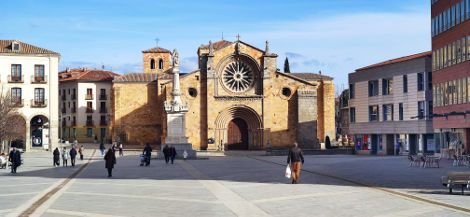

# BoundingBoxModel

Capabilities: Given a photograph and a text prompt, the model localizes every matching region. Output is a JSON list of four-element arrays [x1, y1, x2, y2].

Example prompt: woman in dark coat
[[104, 148, 116, 177], [53, 147, 60, 167]]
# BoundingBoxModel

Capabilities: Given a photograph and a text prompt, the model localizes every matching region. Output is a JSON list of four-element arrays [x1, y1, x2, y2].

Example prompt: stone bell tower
[[142, 46, 172, 74]]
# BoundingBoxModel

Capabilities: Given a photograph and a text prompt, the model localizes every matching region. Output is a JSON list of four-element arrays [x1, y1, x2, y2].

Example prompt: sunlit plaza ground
[[2, 146, 470, 217]]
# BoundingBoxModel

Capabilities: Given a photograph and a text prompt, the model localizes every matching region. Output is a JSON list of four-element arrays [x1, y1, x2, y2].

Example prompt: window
[[158, 59, 164, 69], [418, 101, 425, 119], [368, 80, 379, 97], [87, 102, 92, 109], [403, 75, 408, 93], [87, 88, 92, 95], [34, 65, 45, 80], [100, 128, 106, 139], [100, 89, 106, 100], [12, 42, 20, 51], [417, 72, 424, 91], [427, 72, 432, 91], [100, 101, 106, 113], [282, 87, 292, 97], [349, 107, 356, 123], [150, 59, 155, 69], [382, 78, 393, 95], [428, 101, 433, 118], [369, 105, 379, 122], [87, 128, 93, 137], [399, 103, 404, 121], [382, 104, 393, 121], [34, 88, 45, 102], [11, 64, 21, 78], [349, 84, 355, 99], [11, 87, 21, 102]]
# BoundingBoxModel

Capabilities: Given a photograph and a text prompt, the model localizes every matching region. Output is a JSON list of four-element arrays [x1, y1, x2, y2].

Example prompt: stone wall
[[143, 52, 172, 74]]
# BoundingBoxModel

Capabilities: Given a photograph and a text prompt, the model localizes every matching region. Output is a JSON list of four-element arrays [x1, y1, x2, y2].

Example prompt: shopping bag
[[285, 164, 292, 179]]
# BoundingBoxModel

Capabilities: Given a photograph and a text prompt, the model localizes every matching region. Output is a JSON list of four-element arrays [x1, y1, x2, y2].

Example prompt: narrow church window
[[158, 59, 164, 69], [188, 88, 197, 97], [282, 87, 292, 97], [150, 59, 156, 69]]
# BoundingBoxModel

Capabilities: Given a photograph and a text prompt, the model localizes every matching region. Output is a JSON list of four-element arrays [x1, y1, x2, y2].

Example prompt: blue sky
[[1, 0, 431, 91]]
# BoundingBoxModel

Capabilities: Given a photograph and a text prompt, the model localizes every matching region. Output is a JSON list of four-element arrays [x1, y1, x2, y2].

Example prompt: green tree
[[284, 57, 290, 73]]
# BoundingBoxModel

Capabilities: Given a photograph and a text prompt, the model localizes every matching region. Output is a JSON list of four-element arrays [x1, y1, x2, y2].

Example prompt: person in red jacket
[[287, 142, 304, 184]]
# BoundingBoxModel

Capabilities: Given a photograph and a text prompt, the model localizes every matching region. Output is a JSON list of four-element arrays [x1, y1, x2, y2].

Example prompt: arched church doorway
[[227, 118, 249, 150], [31, 115, 49, 147], [6, 115, 26, 150]]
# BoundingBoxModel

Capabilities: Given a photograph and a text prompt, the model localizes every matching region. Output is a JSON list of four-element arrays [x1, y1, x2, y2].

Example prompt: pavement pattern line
[[46, 208, 130, 217], [372, 206, 443, 217], [16, 149, 96, 217], [72, 181, 206, 189], [0, 182, 56, 187], [250, 156, 470, 216], [64, 191, 223, 204], [177, 160, 271, 217], [0, 192, 41, 197], [251, 190, 363, 204]]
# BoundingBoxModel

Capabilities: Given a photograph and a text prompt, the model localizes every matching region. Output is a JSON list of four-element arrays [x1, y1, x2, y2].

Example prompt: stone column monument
[[163, 49, 196, 158]]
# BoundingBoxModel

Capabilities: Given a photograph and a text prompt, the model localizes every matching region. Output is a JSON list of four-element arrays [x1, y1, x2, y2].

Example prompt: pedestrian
[[62, 147, 69, 167], [119, 143, 123, 156], [78, 145, 84, 160], [70, 146, 77, 167], [8, 146, 21, 174], [53, 147, 60, 166], [0, 153, 7, 169], [395, 141, 401, 156], [104, 148, 116, 177], [112, 142, 116, 153], [143, 143, 152, 166], [162, 144, 170, 164], [287, 142, 304, 184], [170, 145, 177, 164], [99, 142, 105, 156]]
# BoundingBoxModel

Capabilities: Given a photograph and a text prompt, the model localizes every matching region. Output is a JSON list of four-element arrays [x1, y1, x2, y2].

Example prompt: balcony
[[100, 119, 108, 126], [100, 107, 107, 113], [8, 75, 24, 83], [11, 99, 24, 108], [86, 108, 94, 113], [99, 94, 108, 100], [31, 99, 47, 108], [85, 94, 93, 100], [71, 107, 77, 113], [31, 75, 47, 84], [86, 120, 94, 126], [61, 108, 66, 113]]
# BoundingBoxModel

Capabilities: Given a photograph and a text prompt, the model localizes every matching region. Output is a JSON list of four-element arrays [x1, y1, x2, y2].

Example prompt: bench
[[441, 172, 470, 195]]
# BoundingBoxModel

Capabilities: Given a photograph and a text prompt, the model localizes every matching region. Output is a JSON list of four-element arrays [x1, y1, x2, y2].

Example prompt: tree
[[0, 87, 21, 153], [284, 57, 290, 73]]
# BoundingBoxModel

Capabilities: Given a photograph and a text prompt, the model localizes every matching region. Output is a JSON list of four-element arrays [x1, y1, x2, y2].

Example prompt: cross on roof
[[155, 38, 160, 48], [236, 34, 241, 41]]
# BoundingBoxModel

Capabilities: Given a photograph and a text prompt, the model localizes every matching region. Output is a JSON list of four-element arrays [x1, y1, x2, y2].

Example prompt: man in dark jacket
[[169, 146, 177, 164], [143, 144, 152, 166], [287, 142, 304, 184], [162, 145, 170, 164], [8, 147, 21, 174], [104, 148, 116, 177], [53, 147, 60, 166], [69, 147, 77, 167]]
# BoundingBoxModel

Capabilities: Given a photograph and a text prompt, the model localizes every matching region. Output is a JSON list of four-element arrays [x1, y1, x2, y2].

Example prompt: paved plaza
[[1, 147, 470, 217]]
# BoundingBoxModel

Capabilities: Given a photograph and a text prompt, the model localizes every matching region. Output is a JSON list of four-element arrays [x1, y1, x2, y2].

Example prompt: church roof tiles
[[142, 47, 171, 53], [59, 68, 120, 82], [290, 72, 333, 81]]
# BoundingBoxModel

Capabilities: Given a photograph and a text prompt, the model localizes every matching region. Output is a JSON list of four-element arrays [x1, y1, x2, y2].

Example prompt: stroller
[[139, 154, 146, 166]]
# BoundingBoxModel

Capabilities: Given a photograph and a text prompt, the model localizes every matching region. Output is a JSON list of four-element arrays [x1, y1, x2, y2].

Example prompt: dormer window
[[12, 42, 20, 51]]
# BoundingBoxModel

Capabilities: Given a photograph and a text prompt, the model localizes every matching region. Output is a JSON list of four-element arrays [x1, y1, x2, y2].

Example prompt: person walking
[[170, 146, 177, 164], [8, 147, 21, 174], [62, 147, 69, 167], [70, 146, 77, 167], [78, 145, 84, 160], [99, 142, 105, 156], [162, 144, 170, 164], [104, 148, 116, 177], [143, 144, 152, 166], [287, 142, 304, 184], [118, 143, 123, 157], [53, 147, 60, 166]]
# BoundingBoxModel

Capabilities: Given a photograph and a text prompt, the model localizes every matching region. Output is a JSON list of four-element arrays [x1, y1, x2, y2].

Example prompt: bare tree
[[0, 87, 21, 153]]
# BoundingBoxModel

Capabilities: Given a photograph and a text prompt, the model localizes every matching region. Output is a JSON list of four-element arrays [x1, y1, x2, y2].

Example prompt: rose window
[[222, 61, 254, 93]]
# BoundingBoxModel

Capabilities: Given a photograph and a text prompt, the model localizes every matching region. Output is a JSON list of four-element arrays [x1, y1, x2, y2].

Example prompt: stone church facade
[[111, 40, 335, 150]]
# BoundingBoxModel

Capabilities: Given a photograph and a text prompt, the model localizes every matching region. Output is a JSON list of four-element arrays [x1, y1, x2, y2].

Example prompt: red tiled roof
[[59, 68, 120, 82], [199, 40, 233, 50], [356, 51, 432, 71], [0, 40, 60, 56], [291, 72, 333, 81], [114, 73, 161, 83], [142, 47, 171, 53]]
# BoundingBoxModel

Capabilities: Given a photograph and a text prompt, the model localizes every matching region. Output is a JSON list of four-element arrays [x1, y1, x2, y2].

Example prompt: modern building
[[431, 0, 470, 154], [59, 68, 119, 143], [111, 39, 336, 150], [0, 40, 60, 152], [348, 52, 434, 155]]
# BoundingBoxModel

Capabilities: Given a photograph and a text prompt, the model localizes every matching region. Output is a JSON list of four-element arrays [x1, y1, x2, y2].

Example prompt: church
[[110, 39, 335, 150]]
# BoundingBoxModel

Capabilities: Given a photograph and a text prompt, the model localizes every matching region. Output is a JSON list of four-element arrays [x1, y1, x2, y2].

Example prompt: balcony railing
[[86, 120, 94, 126], [85, 94, 93, 100], [100, 107, 107, 113], [86, 108, 94, 113], [8, 75, 24, 83], [99, 94, 108, 100], [100, 119, 108, 126], [71, 107, 77, 113], [31, 75, 47, 84], [31, 99, 47, 108], [11, 99, 24, 108]]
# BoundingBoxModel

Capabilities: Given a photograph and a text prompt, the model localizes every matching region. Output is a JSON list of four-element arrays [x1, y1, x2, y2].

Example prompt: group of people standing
[[53, 145, 84, 167], [162, 145, 177, 164]]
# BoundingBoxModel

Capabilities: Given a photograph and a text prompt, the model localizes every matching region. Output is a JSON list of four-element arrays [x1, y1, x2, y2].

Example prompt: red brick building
[[431, 0, 470, 153]]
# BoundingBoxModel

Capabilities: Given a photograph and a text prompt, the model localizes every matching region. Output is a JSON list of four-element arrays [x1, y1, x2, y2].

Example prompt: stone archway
[[30, 115, 49, 147], [4, 115, 26, 151], [215, 106, 262, 150]]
